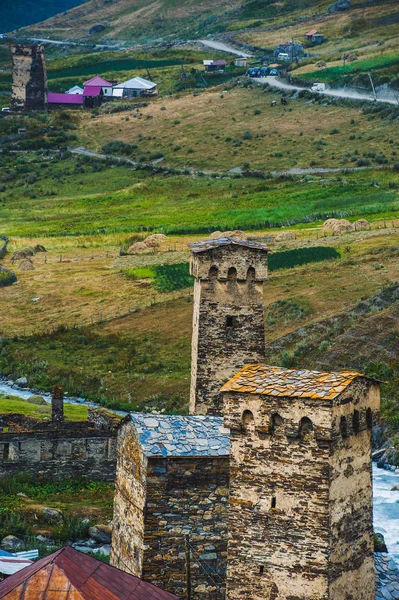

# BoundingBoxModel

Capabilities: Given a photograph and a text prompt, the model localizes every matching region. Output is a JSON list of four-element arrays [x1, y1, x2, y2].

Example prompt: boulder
[[323, 218, 353, 235], [353, 219, 369, 231], [1, 535, 24, 551], [15, 377, 28, 387], [89, 24, 105, 34], [27, 395, 47, 406], [328, 0, 350, 13], [97, 544, 111, 556], [391, 485, 399, 491], [374, 532, 388, 553], [42, 508, 64, 525], [275, 231, 296, 242], [88, 524, 112, 544]]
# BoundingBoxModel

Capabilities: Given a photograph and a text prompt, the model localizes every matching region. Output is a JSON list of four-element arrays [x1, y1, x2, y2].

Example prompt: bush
[[102, 141, 137, 156]]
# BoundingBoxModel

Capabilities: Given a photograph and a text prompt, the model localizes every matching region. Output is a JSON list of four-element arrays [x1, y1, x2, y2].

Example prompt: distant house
[[203, 59, 227, 72], [235, 57, 248, 68], [273, 41, 304, 61], [305, 30, 325, 43], [66, 85, 84, 94], [83, 76, 113, 98], [112, 76, 158, 98], [0, 546, 179, 599], [48, 92, 84, 108]]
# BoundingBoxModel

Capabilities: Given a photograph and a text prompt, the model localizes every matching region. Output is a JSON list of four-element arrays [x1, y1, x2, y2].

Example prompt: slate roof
[[114, 77, 157, 90], [375, 553, 399, 600], [129, 413, 230, 458], [221, 364, 367, 400], [189, 237, 269, 254], [0, 546, 179, 600]]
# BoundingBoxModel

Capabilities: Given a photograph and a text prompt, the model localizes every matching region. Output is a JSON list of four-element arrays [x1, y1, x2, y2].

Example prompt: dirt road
[[199, 39, 252, 57]]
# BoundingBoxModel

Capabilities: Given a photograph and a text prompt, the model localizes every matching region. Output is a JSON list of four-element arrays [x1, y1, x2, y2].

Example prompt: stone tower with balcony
[[189, 238, 269, 416], [221, 364, 380, 600]]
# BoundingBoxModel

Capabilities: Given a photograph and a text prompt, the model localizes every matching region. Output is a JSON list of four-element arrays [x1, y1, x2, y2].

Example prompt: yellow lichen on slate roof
[[220, 364, 365, 400]]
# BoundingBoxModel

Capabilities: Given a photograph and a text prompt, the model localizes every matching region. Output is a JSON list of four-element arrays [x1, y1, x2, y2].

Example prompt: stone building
[[11, 44, 48, 111], [0, 390, 118, 481], [111, 413, 230, 600], [221, 364, 380, 600], [189, 238, 269, 416]]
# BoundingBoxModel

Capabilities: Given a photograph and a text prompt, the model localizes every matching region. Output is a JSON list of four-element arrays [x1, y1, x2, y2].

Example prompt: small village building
[[112, 76, 157, 98], [111, 413, 230, 600], [48, 92, 84, 108], [203, 59, 227, 72], [0, 546, 179, 599], [66, 85, 84, 94], [235, 57, 247, 68], [305, 30, 325, 43], [83, 75, 113, 98], [273, 41, 304, 61]]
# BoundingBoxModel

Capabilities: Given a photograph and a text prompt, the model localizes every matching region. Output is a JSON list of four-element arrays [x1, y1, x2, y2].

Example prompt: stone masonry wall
[[190, 245, 267, 416], [11, 44, 48, 111], [223, 378, 379, 600], [111, 420, 147, 577], [143, 457, 229, 600]]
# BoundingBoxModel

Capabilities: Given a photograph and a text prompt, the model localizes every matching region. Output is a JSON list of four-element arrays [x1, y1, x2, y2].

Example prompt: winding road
[[256, 76, 398, 106], [199, 39, 252, 57]]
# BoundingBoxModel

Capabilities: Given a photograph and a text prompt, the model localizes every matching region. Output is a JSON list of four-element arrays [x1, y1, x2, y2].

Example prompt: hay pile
[[209, 230, 247, 240], [127, 234, 167, 254], [19, 258, 35, 271], [353, 219, 369, 231], [275, 231, 296, 242], [12, 245, 46, 262], [323, 219, 353, 235]]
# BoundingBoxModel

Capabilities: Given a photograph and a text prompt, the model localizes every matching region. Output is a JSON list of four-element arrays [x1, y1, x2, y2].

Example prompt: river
[[1, 380, 398, 563]]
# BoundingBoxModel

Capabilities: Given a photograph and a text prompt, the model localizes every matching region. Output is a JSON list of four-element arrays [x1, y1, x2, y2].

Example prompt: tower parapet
[[189, 238, 269, 416]]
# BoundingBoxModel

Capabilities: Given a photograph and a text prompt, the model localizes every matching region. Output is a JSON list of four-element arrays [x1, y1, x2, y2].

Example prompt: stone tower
[[11, 44, 48, 111], [221, 364, 380, 600], [51, 385, 64, 424], [189, 238, 269, 416]]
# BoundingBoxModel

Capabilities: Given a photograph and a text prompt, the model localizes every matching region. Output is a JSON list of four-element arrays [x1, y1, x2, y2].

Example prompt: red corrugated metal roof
[[0, 547, 179, 600], [305, 29, 318, 35], [83, 76, 112, 87], [83, 86, 102, 97]]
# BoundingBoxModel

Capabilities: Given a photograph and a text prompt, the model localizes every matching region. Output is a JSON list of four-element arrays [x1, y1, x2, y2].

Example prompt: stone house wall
[[223, 378, 379, 600], [0, 411, 117, 481], [111, 421, 229, 600], [190, 244, 268, 416]]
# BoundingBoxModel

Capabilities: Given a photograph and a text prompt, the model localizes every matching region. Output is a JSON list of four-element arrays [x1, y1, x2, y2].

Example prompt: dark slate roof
[[0, 546, 179, 599], [189, 237, 269, 253], [375, 553, 399, 600], [130, 413, 230, 458]]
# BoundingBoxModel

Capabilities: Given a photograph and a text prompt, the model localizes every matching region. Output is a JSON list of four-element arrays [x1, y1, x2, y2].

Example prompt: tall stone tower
[[221, 364, 380, 600], [189, 238, 269, 416], [11, 44, 48, 111]]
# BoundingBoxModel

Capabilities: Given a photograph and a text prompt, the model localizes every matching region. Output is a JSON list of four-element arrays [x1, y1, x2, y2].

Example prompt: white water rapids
[[1, 380, 398, 563]]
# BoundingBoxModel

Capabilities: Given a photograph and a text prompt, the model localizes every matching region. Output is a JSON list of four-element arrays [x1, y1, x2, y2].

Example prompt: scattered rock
[[391, 485, 399, 491], [328, 0, 350, 13], [42, 508, 64, 525], [1, 535, 24, 551], [353, 219, 369, 231], [89, 24, 105, 34], [323, 218, 353, 235], [88, 524, 112, 544], [275, 231, 296, 242], [19, 258, 35, 271], [97, 544, 111, 556], [374, 532, 388, 553], [15, 377, 28, 387], [27, 395, 47, 406]]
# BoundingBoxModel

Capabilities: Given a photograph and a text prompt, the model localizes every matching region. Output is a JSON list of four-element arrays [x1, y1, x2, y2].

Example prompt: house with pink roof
[[83, 76, 113, 98]]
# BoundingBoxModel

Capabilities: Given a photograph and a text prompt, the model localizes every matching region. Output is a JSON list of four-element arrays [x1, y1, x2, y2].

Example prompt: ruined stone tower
[[221, 364, 380, 600], [189, 238, 269, 416], [51, 385, 64, 424], [11, 44, 48, 111]]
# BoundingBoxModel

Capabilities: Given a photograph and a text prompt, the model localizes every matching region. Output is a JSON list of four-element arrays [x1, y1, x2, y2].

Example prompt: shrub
[[102, 141, 137, 156]]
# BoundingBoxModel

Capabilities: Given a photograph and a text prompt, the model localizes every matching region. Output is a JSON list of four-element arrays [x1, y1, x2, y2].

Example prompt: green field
[[0, 394, 89, 420]]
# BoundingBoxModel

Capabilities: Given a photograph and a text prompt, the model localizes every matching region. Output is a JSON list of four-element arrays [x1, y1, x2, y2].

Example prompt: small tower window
[[226, 315, 237, 328], [209, 266, 218, 280], [259, 566, 264, 575], [3, 443, 10, 461], [271, 497, 276, 509], [340, 416, 348, 439], [352, 410, 360, 434], [299, 416, 313, 440], [242, 410, 255, 432], [366, 408, 373, 429], [227, 267, 237, 280], [270, 413, 283, 435]]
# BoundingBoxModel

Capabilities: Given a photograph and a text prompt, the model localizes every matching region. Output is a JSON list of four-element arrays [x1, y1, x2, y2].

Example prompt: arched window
[[299, 416, 313, 439], [227, 266, 237, 294], [209, 265, 218, 279], [366, 408, 373, 429], [340, 416, 348, 439], [270, 413, 284, 435], [242, 410, 254, 427], [352, 410, 360, 434], [247, 266, 256, 292]]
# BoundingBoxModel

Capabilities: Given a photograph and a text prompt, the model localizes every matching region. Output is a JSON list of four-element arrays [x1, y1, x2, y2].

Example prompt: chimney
[[51, 385, 64, 424]]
